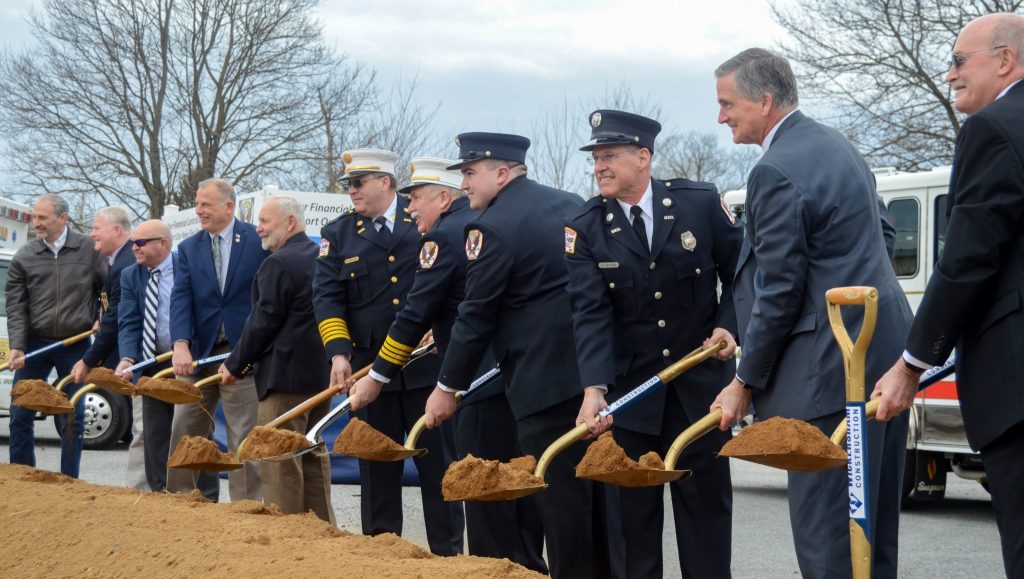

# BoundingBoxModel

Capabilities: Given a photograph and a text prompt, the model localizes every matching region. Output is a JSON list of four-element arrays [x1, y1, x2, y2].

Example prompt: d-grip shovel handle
[[825, 287, 879, 402]]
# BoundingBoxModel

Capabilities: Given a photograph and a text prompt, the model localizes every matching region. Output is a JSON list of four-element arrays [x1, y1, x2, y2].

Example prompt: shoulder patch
[[465, 229, 483, 261], [564, 227, 578, 254], [419, 241, 439, 268], [719, 196, 737, 224], [319, 239, 330, 257]]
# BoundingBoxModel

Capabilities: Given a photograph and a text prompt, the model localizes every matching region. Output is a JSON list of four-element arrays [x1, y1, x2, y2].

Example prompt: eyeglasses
[[344, 174, 384, 191], [950, 45, 1007, 69], [586, 151, 632, 166], [131, 237, 164, 248]]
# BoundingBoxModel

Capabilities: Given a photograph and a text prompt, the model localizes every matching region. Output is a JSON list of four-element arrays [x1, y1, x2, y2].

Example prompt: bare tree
[[358, 72, 442, 186], [657, 131, 760, 192], [771, 0, 1022, 170], [0, 0, 376, 219]]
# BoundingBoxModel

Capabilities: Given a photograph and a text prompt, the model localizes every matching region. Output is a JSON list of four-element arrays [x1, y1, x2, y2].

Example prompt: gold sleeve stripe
[[379, 336, 413, 366], [383, 336, 414, 354], [379, 349, 408, 366], [318, 318, 350, 344]]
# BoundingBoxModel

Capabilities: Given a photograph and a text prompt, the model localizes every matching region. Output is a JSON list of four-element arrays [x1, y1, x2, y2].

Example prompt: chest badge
[[681, 231, 697, 252], [465, 229, 484, 260], [319, 239, 330, 257], [419, 241, 439, 268], [564, 227, 577, 254], [100, 291, 109, 312], [662, 198, 672, 207], [605, 213, 614, 223]]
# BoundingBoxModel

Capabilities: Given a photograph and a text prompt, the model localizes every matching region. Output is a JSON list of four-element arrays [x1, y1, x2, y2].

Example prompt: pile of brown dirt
[[0, 464, 543, 578], [442, 454, 544, 502], [135, 376, 201, 403], [332, 417, 405, 455], [168, 435, 242, 471], [720, 416, 847, 460], [85, 366, 133, 393], [11, 379, 50, 398], [576, 431, 667, 476], [238, 426, 310, 460], [12, 384, 72, 413]]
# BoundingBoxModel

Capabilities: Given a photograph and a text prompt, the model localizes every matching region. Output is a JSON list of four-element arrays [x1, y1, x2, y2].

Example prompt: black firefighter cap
[[580, 110, 662, 155], [447, 132, 531, 170]]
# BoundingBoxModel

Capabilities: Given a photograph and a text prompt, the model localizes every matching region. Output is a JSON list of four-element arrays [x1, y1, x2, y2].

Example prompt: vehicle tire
[[82, 389, 131, 450], [901, 448, 916, 499]]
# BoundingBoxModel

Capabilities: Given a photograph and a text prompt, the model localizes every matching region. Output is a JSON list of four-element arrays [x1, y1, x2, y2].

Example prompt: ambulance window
[[934, 194, 948, 262], [887, 198, 919, 277]]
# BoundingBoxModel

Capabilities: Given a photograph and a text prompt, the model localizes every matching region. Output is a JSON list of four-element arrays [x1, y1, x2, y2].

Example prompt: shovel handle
[[69, 382, 101, 407], [266, 385, 343, 430], [54, 374, 76, 393], [153, 352, 232, 379], [664, 409, 723, 470], [535, 423, 590, 480], [826, 287, 878, 403], [195, 375, 222, 389], [0, 329, 96, 372], [829, 398, 880, 446]]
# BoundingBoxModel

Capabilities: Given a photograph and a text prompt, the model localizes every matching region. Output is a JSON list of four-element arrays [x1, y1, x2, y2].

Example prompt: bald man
[[115, 220, 179, 492], [873, 13, 1024, 577]]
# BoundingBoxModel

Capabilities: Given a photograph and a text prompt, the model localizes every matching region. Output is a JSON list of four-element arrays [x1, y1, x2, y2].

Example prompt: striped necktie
[[142, 268, 160, 361]]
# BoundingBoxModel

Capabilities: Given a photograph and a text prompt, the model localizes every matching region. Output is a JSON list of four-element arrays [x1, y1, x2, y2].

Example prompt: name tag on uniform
[[344, 256, 360, 264], [598, 262, 619, 269], [663, 215, 675, 220]]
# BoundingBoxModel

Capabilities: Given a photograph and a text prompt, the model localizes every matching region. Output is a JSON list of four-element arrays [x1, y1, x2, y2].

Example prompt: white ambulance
[[724, 167, 984, 500], [0, 197, 38, 418]]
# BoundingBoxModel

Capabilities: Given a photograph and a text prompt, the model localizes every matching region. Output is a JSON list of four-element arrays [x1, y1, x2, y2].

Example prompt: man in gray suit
[[709, 48, 913, 579]]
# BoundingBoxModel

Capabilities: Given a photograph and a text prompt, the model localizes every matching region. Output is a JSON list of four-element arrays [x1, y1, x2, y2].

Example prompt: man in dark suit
[[313, 149, 460, 556], [710, 49, 913, 579], [219, 197, 334, 524], [115, 220, 177, 492], [348, 157, 545, 573], [566, 110, 742, 579], [428, 133, 612, 579], [168, 177, 270, 501], [69, 206, 138, 487], [873, 13, 1024, 578]]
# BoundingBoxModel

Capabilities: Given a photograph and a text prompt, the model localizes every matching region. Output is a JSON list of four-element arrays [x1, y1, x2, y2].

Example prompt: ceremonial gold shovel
[[136, 353, 231, 404], [0, 329, 95, 373], [461, 343, 726, 501]]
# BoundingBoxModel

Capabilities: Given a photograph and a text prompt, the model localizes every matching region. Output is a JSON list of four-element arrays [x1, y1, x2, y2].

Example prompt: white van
[[723, 167, 984, 500]]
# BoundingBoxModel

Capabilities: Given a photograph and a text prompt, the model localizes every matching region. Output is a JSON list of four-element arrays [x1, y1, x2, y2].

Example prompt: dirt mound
[[576, 431, 660, 476], [442, 454, 543, 502], [333, 417, 405, 455], [11, 379, 50, 398], [12, 384, 72, 413], [20, 470, 75, 484], [720, 416, 848, 470], [239, 426, 310, 460], [135, 376, 201, 404], [85, 367, 133, 392], [168, 435, 242, 471], [0, 464, 543, 578]]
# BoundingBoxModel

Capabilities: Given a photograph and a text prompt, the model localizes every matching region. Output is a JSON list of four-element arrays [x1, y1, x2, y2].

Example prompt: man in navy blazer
[[115, 220, 178, 492], [711, 49, 912, 579], [167, 178, 270, 501]]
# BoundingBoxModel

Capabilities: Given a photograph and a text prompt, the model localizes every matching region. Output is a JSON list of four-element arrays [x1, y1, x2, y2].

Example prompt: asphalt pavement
[[1, 418, 1003, 578]]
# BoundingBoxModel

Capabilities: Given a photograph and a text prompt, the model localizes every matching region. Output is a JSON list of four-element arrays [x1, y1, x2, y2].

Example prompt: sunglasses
[[950, 45, 1007, 69], [131, 237, 164, 248], [344, 174, 384, 191]]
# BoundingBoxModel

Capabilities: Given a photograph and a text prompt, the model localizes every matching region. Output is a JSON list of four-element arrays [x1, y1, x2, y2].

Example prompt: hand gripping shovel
[[136, 353, 231, 404], [69, 352, 177, 402], [245, 341, 439, 462], [0, 329, 95, 372], [825, 286, 878, 579], [462, 342, 726, 501], [576, 342, 731, 487], [337, 364, 502, 462]]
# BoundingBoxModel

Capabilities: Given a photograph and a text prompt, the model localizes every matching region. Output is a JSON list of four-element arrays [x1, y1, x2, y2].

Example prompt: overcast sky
[[0, 0, 789, 188]]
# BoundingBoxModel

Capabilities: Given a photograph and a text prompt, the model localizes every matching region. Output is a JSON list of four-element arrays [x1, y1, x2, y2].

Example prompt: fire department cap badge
[[564, 227, 578, 254], [465, 229, 483, 260], [419, 241, 439, 269], [681, 231, 697, 252], [590, 112, 602, 127]]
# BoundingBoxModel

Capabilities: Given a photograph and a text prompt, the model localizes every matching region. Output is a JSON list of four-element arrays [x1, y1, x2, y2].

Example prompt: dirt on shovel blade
[[332, 417, 405, 458], [442, 453, 543, 501], [12, 383, 72, 413], [135, 376, 202, 403], [11, 379, 50, 398], [239, 426, 310, 460], [84, 366, 133, 393], [576, 431, 666, 474], [719, 416, 848, 471], [168, 435, 242, 471]]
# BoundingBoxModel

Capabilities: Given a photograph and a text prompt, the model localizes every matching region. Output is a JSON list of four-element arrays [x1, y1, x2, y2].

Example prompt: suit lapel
[[357, 213, 387, 249], [391, 197, 416, 250], [604, 200, 647, 258], [649, 181, 675, 261], [224, 224, 246, 295], [197, 230, 220, 296]]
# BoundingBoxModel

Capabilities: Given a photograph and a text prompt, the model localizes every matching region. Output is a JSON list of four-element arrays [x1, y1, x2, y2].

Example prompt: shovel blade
[[725, 451, 847, 472], [579, 468, 691, 487], [169, 460, 243, 472], [16, 402, 73, 415], [452, 482, 548, 502]]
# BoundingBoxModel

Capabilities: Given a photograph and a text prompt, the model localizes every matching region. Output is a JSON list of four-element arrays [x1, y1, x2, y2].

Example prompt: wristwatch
[[902, 359, 925, 375]]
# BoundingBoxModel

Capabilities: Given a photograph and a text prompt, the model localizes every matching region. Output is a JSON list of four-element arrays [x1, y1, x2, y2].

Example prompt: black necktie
[[630, 205, 649, 253], [375, 217, 391, 244]]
